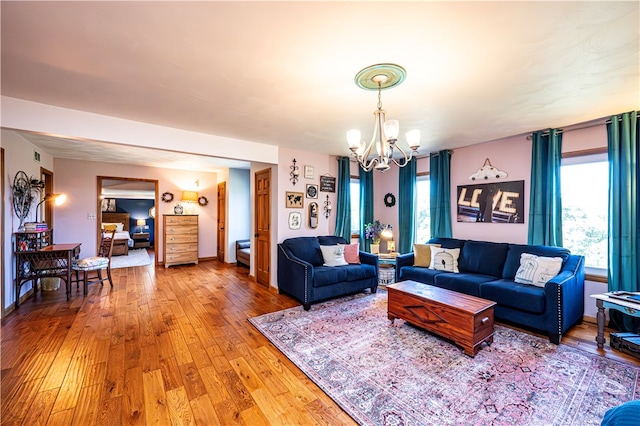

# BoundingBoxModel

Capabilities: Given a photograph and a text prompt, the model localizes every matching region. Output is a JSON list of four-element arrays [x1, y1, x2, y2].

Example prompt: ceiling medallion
[[347, 63, 420, 172]]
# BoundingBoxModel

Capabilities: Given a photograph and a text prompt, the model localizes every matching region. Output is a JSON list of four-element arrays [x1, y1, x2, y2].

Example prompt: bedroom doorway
[[97, 176, 159, 267]]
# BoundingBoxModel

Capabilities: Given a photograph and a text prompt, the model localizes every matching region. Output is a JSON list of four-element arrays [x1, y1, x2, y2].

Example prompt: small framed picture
[[101, 198, 116, 212], [288, 212, 301, 230], [320, 175, 336, 193], [285, 191, 304, 208], [306, 184, 318, 199], [304, 165, 314, 179]]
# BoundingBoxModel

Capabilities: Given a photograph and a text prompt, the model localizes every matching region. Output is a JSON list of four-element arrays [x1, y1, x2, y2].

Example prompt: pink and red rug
[[249, 290, 640, 425]]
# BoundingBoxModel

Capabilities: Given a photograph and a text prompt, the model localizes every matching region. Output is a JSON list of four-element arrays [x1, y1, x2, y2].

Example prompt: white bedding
[[112, 231, 134, 247]]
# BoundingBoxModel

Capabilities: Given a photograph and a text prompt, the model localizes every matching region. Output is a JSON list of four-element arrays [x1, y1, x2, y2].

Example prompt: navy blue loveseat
[[278, 236, 379, 310], [396, 238, 585, 344]]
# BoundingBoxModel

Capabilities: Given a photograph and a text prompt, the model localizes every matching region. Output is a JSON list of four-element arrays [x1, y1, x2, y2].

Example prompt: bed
[[101, 212, 133, 256]]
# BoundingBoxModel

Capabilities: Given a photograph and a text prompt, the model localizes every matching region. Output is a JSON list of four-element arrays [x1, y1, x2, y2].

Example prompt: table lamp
[[136, 219, 146, 233]]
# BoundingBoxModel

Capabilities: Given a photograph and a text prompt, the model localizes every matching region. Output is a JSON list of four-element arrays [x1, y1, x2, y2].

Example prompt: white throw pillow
[[429, 248, 460, 273], [514, 253, 563, 287], [319, 245, 348, 267]]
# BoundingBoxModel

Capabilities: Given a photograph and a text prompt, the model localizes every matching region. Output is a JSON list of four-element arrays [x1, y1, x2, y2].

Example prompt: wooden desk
[[15, 243, 81, 308]]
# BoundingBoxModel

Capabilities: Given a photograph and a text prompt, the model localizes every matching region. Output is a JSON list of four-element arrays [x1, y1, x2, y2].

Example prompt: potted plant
[[364, 220, 391, 254]]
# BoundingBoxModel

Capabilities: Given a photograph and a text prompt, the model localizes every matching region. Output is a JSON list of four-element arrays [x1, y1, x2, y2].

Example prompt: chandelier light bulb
[[383, 120, 399, 142], [346, 129, 362, 150], [405, 129, 421, 149]]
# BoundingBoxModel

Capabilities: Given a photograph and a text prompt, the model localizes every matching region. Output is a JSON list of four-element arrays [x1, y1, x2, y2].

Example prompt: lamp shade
[[136, 219, 146, 226], [182, 191, 198, 203]]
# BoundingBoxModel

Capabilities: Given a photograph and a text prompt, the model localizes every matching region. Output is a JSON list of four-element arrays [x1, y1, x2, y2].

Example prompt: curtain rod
[[526, 113, 635, 140]]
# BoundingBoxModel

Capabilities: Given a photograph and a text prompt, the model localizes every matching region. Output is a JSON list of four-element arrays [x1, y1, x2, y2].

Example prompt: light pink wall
[[450, 135, 531, 243], [277, 148, 338, 242], [53, 158, 219, 262]]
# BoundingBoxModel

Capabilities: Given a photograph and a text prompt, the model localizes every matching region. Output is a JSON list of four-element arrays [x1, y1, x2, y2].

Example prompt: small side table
[[377, 254, 397, 286], [590, 293, 640, 348], [132, 232, 151, 249]]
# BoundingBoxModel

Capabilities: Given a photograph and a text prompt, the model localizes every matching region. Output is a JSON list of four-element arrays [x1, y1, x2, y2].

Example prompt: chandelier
[[347, 64, 420, 172]]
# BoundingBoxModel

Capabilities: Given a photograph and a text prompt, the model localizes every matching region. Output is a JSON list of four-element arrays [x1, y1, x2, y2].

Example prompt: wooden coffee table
[[387, 280, 496, 357]]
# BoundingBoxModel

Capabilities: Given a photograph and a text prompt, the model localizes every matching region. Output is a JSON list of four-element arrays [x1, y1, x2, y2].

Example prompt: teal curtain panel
[[398, 157, 417, 253], [528, 129, 563, 246], [607, 111, 639, 293], [430, 150, 453, 238], [359, 167, 374, 252], [334, 156, 352, 241]]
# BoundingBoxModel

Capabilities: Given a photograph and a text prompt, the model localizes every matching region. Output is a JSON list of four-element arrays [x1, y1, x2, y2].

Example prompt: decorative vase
[[370, 243, 380, 254]]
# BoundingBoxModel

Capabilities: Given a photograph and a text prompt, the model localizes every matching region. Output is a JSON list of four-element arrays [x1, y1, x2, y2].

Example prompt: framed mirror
[[308, 202, 318, 229]]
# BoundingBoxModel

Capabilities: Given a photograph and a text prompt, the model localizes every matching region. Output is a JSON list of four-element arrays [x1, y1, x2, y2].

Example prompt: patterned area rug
[[110, 248, 151, 269], [249, 291, 640, 426]]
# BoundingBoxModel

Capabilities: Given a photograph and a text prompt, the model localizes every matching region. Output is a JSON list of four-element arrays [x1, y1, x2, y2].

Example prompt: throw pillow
[[102, 224, 118, 232], [319, 245, 348, 267], [514, 253, 563, 287], [413, 243, 441, 267], [429, 247, 460, 273], [341, 243, 360, 264]]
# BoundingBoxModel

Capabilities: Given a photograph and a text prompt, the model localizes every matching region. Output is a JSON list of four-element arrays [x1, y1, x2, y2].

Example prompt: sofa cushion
[[345, 264, 377, 282], [458, 240, 509, 277], [433, 272, 494, 297], [514, 253, 563, 287], [413, 243, 440, 267], [318, 235, 348, 246], [429, 248, 460, 272], [342, 243, 360, 264], [282, 237, 324, 266], [320, 245, 348, 267], [479, 279, 546, 314], [502, 244, 571, 279], [397, 266, 445, 285], [428, 237, 466, 250], [314, 266, 349, 287]]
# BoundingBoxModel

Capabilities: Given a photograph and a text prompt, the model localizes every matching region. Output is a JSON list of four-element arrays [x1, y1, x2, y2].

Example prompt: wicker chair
[[71, 229, 115, 295]]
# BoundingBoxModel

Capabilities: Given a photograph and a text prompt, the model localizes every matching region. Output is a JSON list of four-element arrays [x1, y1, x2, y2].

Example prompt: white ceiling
[[2, 1, 638, 171]]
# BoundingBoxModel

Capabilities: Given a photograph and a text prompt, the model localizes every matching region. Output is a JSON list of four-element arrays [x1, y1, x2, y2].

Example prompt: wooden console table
[[14, 243, 81, 307]]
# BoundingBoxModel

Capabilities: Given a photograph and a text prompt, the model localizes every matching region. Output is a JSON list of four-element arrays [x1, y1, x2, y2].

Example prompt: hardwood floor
[[2, 261, 638, 425]]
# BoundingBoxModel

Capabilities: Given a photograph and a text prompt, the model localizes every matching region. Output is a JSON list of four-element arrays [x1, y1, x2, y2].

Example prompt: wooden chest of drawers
[[163, 214, 198, 268]]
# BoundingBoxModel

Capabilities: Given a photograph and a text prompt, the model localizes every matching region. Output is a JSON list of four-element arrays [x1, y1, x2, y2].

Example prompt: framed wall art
[[285, 191, 304, 208], [101, 198, 116, 212], [320, 175, 336, 193], [304, 165, 314, 179], [288, 212, 301, 230], [306, 184, 318, 199], [456, 180, 525, 223]]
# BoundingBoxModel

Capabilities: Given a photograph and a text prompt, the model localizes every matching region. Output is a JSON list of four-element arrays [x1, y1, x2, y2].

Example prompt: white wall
[[1, 130, 55, 310]]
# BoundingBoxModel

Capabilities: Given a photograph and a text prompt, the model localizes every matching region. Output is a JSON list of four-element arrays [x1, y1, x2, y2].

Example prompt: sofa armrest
[[396, 253, 414, 269], [543, 254, 585, 341], [277, 244, 315, 305]]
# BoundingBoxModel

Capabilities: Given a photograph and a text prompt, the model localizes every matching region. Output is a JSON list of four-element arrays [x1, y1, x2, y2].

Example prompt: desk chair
[[71, 230, 115, 295]]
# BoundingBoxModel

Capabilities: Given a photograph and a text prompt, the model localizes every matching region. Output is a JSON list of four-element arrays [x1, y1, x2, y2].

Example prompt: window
[[350, 178, 360, 235], [415, 175, 430, 243], [561, 153, 608, 271]]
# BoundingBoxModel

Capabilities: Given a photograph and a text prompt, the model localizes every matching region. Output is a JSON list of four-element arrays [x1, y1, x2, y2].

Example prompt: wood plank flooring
[[2, 260, 638, 425]]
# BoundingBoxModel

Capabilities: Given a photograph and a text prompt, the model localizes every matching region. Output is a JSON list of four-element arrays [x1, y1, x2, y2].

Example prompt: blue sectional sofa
[[278, 236, 379, 310], [396, 238, 585, 344]]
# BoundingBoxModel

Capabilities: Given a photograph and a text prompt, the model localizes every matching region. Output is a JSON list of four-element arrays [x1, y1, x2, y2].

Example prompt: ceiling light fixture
[[347, 63, 420, 172]]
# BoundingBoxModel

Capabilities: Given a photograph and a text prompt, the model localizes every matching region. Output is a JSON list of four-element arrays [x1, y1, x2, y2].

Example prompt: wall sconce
[[182, 190, 198, 214], [324, 195, 332, 219], [290, 158, 299, 185], [136, 219, 146, 233]]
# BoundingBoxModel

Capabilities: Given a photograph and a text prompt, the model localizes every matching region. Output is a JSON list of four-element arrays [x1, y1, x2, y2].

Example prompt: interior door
[[217, 182, 226, 262], [255, 168, 271, 287]]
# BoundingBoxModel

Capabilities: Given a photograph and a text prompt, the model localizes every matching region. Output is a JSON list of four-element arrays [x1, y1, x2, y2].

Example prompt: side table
[[132, 232, 151, 249], [377, 254, 397, 286], [590, 293, 640, 348]]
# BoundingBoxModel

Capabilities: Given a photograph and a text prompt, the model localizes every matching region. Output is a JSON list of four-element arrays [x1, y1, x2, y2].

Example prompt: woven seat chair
[[71, 229, 116, 295]]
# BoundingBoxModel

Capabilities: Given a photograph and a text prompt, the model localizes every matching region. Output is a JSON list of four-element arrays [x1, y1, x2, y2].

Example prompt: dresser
[[163, 215, 198, 268]]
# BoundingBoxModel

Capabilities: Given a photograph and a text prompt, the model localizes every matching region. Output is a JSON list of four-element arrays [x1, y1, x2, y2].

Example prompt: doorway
[[97, 176, 158, 265], [255, 168, 271, 287]]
